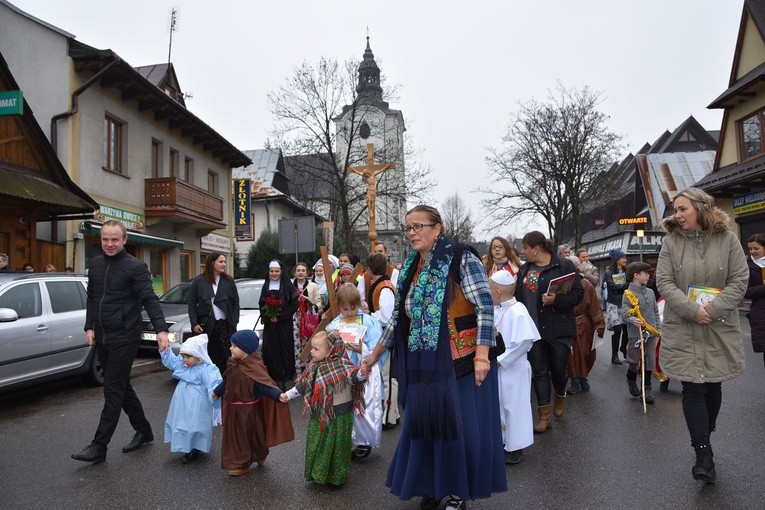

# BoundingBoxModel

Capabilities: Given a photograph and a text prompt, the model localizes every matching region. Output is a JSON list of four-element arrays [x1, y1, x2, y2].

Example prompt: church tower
[[334, 37, 407, 264]]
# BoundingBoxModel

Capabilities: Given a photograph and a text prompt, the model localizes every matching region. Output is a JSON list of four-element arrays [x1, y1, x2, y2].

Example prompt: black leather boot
[[692, 444, 716, 483]]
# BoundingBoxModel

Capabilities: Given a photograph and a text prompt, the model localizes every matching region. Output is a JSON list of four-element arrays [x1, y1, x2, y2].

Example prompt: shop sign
[[733, 190, 765, 216], [619, 216, 648, 225], [585, 235, 627, 260], [201, 232, 230, 252], [234, 178, 252, 239], [94, 203, 145, 230], [0, 90, 23, 116], [626, 232, 664, 252]]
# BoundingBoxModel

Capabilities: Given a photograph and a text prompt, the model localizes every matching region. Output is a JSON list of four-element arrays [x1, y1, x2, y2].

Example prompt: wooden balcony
[[144, 177, 225, 228]]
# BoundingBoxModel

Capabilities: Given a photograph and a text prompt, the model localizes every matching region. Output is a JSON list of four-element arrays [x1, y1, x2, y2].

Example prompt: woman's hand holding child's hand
[[279, 393, 288, 403]]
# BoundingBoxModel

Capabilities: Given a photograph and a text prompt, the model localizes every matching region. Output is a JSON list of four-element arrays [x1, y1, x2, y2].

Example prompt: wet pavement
[[1, 320, 763, 509]]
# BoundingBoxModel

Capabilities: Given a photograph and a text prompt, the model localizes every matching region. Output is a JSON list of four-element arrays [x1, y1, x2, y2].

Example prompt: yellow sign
[[619, 216, 648, 225]]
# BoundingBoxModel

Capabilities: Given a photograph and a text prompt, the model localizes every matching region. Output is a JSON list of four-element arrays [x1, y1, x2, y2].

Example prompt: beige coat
[[656, 226, 748, 383]]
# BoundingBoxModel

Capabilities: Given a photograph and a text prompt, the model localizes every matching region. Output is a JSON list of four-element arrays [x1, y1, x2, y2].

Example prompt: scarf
[[295, 331, 364, 430], [395, 235, 461, 440], [753, 256, 765, 269]]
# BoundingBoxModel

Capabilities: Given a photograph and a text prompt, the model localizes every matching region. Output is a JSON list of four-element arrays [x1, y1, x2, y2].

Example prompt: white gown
[[494, 298, 541, 452]]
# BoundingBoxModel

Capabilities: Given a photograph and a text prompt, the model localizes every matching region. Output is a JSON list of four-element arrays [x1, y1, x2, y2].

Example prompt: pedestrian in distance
[[605, 248, 630, 364], [621, 262, 662, 405], [280, 331, 367, 486], [483, 235, 521, 277], [656, 187, 748, 483], [159, 334, 223, 463], [744, 233, 765, 367], [213, 330, 294, 476], [489, 269, 540, 465], [188, 251, 240, 376], [72, 220, 169, 463]]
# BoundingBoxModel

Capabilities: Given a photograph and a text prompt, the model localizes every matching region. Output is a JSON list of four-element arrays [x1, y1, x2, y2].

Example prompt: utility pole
[[168, 8, 179, 65]]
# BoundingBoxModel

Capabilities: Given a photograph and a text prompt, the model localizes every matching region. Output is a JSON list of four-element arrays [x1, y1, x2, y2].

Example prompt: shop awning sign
[[0, 90, 23, 116], [733, 190, 765, 216]]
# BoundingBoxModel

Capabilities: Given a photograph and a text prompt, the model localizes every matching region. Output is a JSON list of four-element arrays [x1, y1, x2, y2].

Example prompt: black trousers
[[611, 324, 628, 357], [92, 340, 151, 451], [681, 381, 722, 448], [207, 319, 234, 375], [529, 339, 571, 406]]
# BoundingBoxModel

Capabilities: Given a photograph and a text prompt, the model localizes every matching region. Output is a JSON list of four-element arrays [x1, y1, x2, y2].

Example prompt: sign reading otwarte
[[619, 216, 648, 226], [0, 90, 23, 116], [234, 178, 252, 240]]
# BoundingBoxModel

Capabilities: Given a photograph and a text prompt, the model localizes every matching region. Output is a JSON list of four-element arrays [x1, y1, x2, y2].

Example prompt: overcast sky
[[12, 0, 743, 240]]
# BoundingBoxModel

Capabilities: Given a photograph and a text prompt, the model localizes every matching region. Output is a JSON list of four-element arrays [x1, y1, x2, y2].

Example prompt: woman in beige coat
[[656, 187, 748, 484]]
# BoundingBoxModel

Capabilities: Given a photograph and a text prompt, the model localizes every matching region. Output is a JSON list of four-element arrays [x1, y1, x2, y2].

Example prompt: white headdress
[[490, 269, 517, 286], [179, 334, 215, 367]]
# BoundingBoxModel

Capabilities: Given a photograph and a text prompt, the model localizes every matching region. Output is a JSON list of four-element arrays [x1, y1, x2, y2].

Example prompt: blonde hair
[[336, 283, 361, 308], [311, 330, 331, 351], [662, 187, 730, 238]]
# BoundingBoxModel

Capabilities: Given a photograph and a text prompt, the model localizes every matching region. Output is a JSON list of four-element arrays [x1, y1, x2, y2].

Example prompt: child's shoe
[[579, 378, 590, 392], [627, 379, 640, 397], [182, 449, 200, 463], [644, 387, 655, 404], [566, 379, 581, 395], [228, 467, 251, 476], [660, 379, 670, 392]]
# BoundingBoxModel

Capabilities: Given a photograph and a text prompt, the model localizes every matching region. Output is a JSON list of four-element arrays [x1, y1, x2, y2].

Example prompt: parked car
[[141, 278, 265, 352], [0, 273, 103, 392]]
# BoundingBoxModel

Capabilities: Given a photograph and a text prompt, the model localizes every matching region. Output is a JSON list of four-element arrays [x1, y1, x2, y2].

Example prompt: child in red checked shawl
[[281, 330, 366, 486]]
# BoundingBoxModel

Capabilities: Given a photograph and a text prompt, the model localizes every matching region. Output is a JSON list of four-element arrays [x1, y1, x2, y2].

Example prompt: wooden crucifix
[[347, 143, 396, 254]]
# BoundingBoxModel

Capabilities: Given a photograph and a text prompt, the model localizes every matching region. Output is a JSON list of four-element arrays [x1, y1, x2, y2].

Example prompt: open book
[[547, 272, 576, 295], [335, 322, 366, 348]]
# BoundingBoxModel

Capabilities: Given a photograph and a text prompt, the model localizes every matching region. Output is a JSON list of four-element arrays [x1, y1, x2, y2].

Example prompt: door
[[44, 279, 90, 374]]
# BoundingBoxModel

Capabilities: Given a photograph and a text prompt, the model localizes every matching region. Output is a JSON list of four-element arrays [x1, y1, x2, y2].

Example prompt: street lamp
[[636, 229, 644, 262]]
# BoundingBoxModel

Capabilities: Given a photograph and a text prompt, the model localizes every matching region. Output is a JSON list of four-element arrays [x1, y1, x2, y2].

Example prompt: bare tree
[[441, 193, 476, 243], [482, 83, 622, 246], [268, 57, 435, 251]]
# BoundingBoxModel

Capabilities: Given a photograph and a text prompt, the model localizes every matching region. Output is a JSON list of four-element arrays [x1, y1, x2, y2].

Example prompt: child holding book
[[621, 262, 662, 404], [213, 330, 294, 476], [325, 283, 383, 460], [280, 331, 366, 486], [160, 334, 223, 463]]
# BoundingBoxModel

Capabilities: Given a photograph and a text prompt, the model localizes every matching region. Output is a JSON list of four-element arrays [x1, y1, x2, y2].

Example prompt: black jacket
[[85, 249, 167, 342], [515, 255, 584, 345], [604, 268, 629, 306], [188, 274, 240, 331]]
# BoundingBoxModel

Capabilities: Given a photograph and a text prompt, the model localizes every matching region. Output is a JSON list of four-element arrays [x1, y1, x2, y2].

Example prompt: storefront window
[[180, 251, 193, 281], [149, 248, 166, 295]]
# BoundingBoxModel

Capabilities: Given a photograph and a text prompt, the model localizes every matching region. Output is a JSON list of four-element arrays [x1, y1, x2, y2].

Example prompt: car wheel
[[84, 348, 104, 386]]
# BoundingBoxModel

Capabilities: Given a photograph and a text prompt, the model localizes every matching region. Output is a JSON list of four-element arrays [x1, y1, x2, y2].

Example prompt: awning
[[0, 166, 97, 213], [86, 221, 183, 248]]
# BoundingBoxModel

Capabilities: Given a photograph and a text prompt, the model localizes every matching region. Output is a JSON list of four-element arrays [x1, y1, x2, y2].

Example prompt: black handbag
[[452, 315, 506, 379]]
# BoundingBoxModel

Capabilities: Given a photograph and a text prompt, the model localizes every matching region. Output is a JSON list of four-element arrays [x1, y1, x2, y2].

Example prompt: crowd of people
[[68, 186, 763, 508]]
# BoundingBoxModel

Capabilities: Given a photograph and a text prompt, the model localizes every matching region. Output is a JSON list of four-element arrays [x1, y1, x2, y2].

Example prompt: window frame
[[103, 114, 125, 174], [184, 156, 194, 184], [151, 139, 163, 178], [169, 148, 179, 178], [738, 108, 765, 162]]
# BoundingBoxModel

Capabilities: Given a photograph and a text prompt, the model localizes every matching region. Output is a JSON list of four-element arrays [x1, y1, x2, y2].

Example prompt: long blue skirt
[[386, 362, 507, 501]]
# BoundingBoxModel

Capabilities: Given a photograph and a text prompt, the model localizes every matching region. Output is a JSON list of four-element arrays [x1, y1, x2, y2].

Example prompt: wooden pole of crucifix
[[347, 143, 396, 254]]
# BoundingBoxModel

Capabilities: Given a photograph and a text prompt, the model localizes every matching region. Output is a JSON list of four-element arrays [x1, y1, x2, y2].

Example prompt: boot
[[553, 393, 566, 418], [533, 404, 552, 433], [692, 445, 716, 483], [611, 355, 623, 365], [644, 383, 655, 404], [627, 377, 640, 397]]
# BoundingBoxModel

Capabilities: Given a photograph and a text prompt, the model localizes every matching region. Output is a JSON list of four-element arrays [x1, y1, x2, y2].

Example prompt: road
[[1, 320, 763, 510]]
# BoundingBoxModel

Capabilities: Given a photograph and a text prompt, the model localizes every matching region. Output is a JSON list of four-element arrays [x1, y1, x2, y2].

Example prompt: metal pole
[[639, 235, 643, 262]]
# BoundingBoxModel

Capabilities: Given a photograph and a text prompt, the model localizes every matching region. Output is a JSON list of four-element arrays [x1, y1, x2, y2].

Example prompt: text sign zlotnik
[[0, 90, 23, 116]]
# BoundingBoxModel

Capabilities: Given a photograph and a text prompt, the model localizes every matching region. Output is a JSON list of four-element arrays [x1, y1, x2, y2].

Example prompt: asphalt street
[[1, 319, 763, 510]]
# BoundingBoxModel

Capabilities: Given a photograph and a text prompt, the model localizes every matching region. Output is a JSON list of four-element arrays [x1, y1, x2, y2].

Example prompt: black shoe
[[645, 389, 655, 404], [420, 496, 440, 510], [660, 380, 670, 392], [692, 445, 716, 483], [122, 431, 154, 453], [443, 495, 467, 510], [182, 449, 200, 463], [505, 449, 524, 465], [567, 380, 581, 395], [611, 355, 623, 365], [382, 422, 398, 431], [579, 378, 590, 392], [71, 444, 106, 463], [627, 379, 640, 397], [351, 445, 372, 461]]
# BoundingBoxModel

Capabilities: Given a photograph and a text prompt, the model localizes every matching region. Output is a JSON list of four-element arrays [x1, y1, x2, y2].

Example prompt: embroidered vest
[[363, 264, 395, 293], [446, 280, 478, 360], [368, 277, 396, 314]]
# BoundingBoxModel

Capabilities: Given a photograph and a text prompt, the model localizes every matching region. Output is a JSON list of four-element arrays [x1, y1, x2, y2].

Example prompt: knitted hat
[[230, 330, 259, 355], [610, 248, 626, 263]]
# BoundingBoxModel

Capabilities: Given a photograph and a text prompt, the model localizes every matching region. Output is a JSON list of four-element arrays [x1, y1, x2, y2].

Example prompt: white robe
[[494, 298, 541, 452]]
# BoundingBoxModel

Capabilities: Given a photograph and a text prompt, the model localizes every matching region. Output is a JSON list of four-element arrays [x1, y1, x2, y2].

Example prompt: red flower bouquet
[[263, 296, 285, 321]]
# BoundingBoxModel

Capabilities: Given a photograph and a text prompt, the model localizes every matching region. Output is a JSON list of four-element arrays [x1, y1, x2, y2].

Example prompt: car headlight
[[167, 331, 182, 344]]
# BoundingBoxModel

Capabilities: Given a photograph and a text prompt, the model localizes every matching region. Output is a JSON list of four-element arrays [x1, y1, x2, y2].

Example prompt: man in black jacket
[[72, 220, 169, 463]]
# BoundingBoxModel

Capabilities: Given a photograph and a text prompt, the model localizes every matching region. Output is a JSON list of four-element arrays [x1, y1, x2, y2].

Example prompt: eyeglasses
[[491, 245, 504, 250], [402, 223, 436, 233]]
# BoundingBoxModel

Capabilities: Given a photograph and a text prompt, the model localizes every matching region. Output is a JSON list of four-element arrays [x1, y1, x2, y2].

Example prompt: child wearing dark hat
[[605, 248, 630, 364], [620, 262, 662, 404], [212, 330, 294, 476]]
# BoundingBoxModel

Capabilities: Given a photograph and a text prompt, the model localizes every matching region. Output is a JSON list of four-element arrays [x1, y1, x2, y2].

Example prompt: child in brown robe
[[213, 330, 294, 476]]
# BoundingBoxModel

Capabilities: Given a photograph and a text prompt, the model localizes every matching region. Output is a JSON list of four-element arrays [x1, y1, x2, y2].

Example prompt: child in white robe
[[489, 269, 541, 465]]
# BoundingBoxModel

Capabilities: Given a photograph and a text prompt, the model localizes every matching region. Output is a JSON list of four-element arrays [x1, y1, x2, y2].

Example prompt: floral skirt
[[605, 303, 625, 331], [305, 411, 354, 486], [293, 312, 307, 377]]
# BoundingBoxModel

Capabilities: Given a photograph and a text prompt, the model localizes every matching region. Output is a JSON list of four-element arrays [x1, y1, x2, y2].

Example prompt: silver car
[[141, 278, 265, 353], [0, 273, 103, 392]]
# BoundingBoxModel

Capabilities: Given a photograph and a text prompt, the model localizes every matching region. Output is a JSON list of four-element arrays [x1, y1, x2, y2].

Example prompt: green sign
[[94, 203, 145, 230], [0, 90, 23, 116]]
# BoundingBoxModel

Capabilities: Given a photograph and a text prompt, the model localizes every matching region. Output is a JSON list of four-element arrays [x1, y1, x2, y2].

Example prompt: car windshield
[[159, 282, 190, 304], [237, 280, 263, 310]]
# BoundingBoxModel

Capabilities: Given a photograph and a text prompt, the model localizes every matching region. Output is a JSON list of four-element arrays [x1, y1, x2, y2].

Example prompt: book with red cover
[[546, 272, 576, 295]]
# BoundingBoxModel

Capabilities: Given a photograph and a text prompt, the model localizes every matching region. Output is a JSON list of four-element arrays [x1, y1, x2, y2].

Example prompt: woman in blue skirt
[[363, 205, 507, 510]]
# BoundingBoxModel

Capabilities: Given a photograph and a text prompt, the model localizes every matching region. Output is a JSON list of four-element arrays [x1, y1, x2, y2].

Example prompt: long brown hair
[[203, 251, 231, 284], [483, 235, 521, 273], [662, 187, 730, 239]]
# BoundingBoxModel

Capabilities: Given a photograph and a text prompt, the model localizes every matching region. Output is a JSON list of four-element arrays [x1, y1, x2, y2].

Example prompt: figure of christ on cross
[[347, 143, 396, 254]]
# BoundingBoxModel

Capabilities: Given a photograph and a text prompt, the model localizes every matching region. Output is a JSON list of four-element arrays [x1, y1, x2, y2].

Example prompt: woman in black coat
[[745, 233, 765, 366], [515, 231, 583, 433], [188, 251, 240, 374], [258, 259, 299, 389]]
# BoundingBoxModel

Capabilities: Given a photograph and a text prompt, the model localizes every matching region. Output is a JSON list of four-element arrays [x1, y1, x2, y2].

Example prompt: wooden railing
[[144, 177, 223, 222]]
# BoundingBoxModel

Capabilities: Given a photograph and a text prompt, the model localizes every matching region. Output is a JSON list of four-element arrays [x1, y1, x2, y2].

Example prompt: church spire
[[356, 36, 384, 105]]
